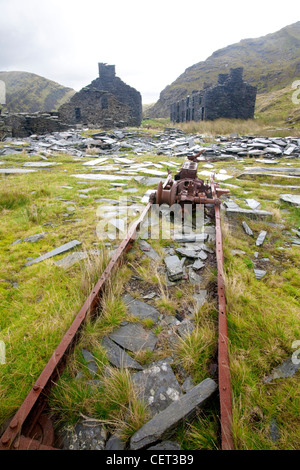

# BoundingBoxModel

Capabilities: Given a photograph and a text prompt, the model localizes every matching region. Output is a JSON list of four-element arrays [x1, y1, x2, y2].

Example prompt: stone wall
[[0, 111, 70, 139], [171, 67, 257, 123]]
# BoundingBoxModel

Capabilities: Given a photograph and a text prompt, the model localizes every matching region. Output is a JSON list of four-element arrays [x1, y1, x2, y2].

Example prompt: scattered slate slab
[[81, 349, 98, 376], [19, 233, 45, 243], [62, 421, 107, 450], [181, 376, 195, 393], [232, 249, 246, 256], [134, 176, 162, 186], [139, 240, 160, 261], [254, 269, 267, 280], [269, 418, 280, 442], [123, 294, 159, 323], [164, 255, 183, 281], [138, 168, 168, 177], [72, 174, 132, 181], [226, 208, 272, 219], [244, 166, 300, 174], [256, 230, 267, 246], [174, 233, 209, 243], [54, 252, 88, 269], [105, 434, 126, 451], [246, 199, 261, 210], [130, 378, 217, 450], [263, 357, 300, 383], [192, 259, 205, 270], [83, 158, 108, 166], [141, 189, 155, 204], [24, 240, 82, 267], [223, 200, 240, 210], [132, 360, 182, 417], [23, 162, 61, 167], [175, 248, 202, 259], [109, 323, 158, 353], [280, 194, 300, 206], [0, 168, 37, 174], [177, 319, 195, 338], [188, 268, 202, 285], [101, 337, 143, 370], [242, 221, 253, 236], [193, 290, 208, 309]]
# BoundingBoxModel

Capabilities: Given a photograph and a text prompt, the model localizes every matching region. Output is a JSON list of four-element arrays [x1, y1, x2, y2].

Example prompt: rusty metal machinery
[[151, 151, 229, 207]]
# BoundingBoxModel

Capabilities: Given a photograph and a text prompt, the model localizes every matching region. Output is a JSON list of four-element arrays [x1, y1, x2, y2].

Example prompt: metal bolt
[[10, 418, 19, 430], [1, 436, 10, 445]]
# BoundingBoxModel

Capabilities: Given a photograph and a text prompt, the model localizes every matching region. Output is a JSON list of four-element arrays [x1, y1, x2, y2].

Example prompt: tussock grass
[[174, 300, 217, 385], [180, 412, 220, 450], [223, 217, 300, 450], [176, 118, 270, 139], [49, 365, 149, 440]]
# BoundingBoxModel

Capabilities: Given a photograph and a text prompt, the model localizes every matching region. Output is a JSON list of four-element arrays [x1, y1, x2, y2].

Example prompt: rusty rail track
[[0, 174, 234, 451]]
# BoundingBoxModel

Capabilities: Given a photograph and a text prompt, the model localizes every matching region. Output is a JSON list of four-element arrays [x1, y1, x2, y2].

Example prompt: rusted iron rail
[[211, 176, 234, 450], [1, 171, 234, 451], [0, 202, 152, 451]]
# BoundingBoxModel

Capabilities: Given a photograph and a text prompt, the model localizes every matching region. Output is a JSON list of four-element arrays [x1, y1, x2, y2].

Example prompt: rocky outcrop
[[148, 21, 300, 118]]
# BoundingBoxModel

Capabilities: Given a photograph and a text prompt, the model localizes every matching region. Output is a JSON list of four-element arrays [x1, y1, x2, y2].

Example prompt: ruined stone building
[[170, 67, 257, 123], [58, 63, 142, 128], [0, 63, 143, 138]]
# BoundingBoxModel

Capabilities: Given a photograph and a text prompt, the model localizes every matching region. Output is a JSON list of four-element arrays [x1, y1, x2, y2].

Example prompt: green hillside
[[0, 71, 76, 113], [148, 21, 300, 123]]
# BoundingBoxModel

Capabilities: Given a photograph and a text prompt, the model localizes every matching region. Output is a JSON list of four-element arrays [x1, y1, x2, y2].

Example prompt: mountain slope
[[148, 21, 300, 120], [0, 71, 76, 113]]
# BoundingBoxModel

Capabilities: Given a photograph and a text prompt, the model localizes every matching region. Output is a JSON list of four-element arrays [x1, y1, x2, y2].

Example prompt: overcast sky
[[0, 0, 299, 103]]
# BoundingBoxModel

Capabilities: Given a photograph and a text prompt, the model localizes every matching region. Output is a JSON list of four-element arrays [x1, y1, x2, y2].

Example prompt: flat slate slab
[[254, 269, 267, 280], [177, 319, 195, 338], [175, 247, 207, 260], [132, 360, 182, 417], [130, 378, 217, 450], [256, 230, 267, 246], [62, 421, 107, 450], [246, 199, 261, 210], [101, 337, 143, 370], [263, 357, 300, 383], [71, 174, 132, 181], [164, 255, 183, 281], [0, 168, 37, 174], [123, 294, 159, 323], [109, 323, 158, 353], [244, 167, 300, 174], [174, 234, 209, 243], [226, 207, 272, 219], [54, 251, 88, 269], [24, 240, 82, 267], [138, 240, 160, 261], [280, 194, 300, 206], [23, 162, 61, 167], [242, 221, 253, 236]]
